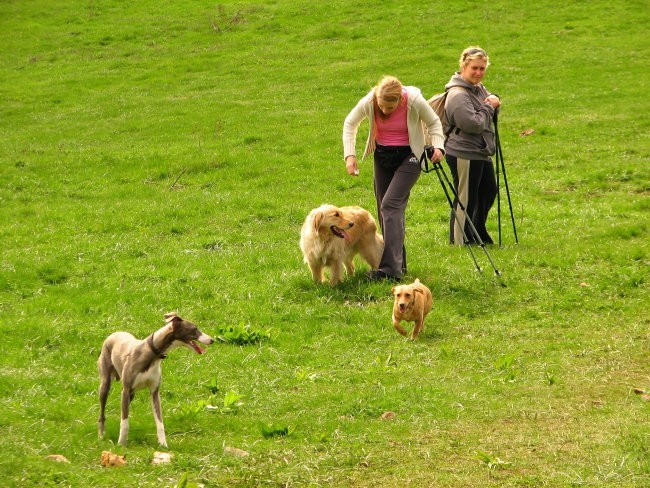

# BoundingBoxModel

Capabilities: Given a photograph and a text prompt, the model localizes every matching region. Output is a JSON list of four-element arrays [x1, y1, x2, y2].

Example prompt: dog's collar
[[147, 334, 167, 359]]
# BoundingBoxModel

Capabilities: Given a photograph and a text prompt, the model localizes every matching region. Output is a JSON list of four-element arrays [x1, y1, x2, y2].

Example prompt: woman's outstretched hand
[[345, 155, 359, 176]]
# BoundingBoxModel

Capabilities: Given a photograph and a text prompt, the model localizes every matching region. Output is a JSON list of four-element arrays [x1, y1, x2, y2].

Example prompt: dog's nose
[[200, 333, 215, 345]]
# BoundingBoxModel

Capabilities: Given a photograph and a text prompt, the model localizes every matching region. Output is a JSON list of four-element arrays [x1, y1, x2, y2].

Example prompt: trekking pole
[[435, 160, 502, 277], [493, 112, 519, 245], [495, 139, 503, 247], [429, 160, 483, 274]]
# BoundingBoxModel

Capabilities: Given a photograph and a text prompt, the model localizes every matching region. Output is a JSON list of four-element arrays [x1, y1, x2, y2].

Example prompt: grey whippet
[[97, 312, 214, 447]]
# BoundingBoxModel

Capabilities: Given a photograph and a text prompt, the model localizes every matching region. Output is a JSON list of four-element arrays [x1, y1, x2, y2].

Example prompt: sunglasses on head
[[464, 48, 487, 59]]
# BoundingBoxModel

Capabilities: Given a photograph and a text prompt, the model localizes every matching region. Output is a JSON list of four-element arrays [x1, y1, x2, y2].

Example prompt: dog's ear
[[413, 288, 423, 295], [391, 286, 397, 295], [312, 211, 324, 232], [164, 312, 179, 323], [168, 316, 183, 329]]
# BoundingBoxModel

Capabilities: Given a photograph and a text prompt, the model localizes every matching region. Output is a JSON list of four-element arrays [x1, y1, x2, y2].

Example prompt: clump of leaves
[[370, 351, 397, 372], [260, 422, 294, 439], [294, 366, 319, 382], [205, 377, 220, 395], [476, 451, 512, 471], [174, 472, 202, 488], [205, 390, 244, 414], [179, 389, 244, 416], [216, 323, 271, 345], [221, 390, 244, 413], [178, 398, 212, 416], [545, 371, 556, 385], [494, 353, 518, 382]]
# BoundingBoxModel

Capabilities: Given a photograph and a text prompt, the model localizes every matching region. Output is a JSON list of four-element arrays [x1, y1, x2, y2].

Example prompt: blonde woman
[[444, 46, 501, 245], [343, 75, 445, 281]]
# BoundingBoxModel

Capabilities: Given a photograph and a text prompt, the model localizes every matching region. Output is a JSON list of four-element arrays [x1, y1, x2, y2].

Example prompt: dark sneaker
[[365, 270, 401, 282]]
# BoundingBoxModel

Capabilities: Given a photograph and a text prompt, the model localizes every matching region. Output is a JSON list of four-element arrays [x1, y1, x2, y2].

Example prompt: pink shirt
[[375, 90, 409, 146]]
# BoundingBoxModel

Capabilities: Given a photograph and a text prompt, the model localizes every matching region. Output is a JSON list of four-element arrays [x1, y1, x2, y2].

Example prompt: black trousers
[[446, 155, 497, 245], [373, 145, 421, 277]]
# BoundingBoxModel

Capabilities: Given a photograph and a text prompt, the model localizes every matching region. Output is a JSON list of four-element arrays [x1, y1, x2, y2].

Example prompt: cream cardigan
[[343, 86, 445, 161]]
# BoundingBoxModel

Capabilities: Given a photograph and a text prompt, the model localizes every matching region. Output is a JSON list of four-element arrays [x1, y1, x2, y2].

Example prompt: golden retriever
[[391, 278, 432, 339], [300, 204, 384, 285]]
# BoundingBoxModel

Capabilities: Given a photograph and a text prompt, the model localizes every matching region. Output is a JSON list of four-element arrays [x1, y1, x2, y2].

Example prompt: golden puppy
[[300, 204, 384, 285], [391, 279, 432, 339]]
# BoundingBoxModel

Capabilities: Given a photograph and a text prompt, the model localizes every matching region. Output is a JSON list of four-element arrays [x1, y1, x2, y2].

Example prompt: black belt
[[376, 144, 411, 153]]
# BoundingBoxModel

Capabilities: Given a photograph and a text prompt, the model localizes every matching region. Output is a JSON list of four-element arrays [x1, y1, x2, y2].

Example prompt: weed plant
[[0, 0, 648, 486]]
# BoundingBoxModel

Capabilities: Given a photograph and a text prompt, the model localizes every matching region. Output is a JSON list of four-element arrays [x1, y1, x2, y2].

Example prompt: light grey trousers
[[446, 155, 497, 245]]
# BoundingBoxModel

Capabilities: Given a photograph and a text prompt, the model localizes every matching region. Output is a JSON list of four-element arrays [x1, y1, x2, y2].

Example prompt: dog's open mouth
[[330, 225, 351, 241], [189, 340, 206, 354]]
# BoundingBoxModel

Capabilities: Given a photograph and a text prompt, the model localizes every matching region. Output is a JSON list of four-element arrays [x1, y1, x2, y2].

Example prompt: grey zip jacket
[[444, 73, 496, 160]]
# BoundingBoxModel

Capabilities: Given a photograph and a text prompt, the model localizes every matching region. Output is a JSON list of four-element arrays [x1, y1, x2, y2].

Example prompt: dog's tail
[[97, 340, 115, 379]]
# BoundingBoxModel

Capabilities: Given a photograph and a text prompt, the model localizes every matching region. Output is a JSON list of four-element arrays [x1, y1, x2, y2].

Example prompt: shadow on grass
[[290, 271, 392, 305]]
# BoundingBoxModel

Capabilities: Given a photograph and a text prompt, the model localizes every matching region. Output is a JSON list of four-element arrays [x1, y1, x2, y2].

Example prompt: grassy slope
[[0, 0, 648, 486]]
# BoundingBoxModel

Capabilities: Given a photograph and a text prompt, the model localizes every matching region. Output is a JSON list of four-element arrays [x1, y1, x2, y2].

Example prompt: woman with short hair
[[444, 46, 501, 245]]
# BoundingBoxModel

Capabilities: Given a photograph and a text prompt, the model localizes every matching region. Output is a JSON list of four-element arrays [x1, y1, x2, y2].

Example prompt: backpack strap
[[444, 86, 466, 137]]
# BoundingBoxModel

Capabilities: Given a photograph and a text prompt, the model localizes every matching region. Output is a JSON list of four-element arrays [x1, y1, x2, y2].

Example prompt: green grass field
[[1, 0, 648, 486]]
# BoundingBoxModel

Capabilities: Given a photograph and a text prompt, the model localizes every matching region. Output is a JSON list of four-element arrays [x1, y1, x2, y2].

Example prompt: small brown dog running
[[391, 279, 432, 339]]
